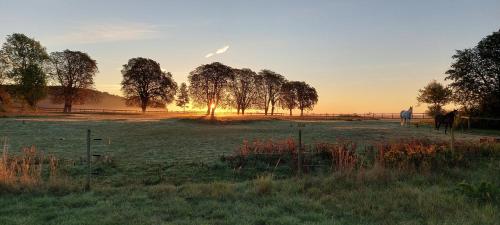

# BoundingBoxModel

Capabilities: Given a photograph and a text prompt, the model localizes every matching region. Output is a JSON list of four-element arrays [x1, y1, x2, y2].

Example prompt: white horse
[[400, 106, 413, 127]]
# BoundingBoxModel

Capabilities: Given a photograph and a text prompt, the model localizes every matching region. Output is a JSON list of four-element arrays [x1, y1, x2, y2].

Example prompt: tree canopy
[[1, 33, 48, 74], [49, 50, 98, 113], [416, 80, 452, 116], [121, 57, 177, 113], [279, 81, 299, 116], [445, 29, 500, 116], [229, 68, 259, 114], [258, 69, 286, 115], [176, 82, 190, 111], [295, 81, 318, 116], [0, 33, 49, 108], [14, 64, 47, 107], [188, 62, 234, 117]]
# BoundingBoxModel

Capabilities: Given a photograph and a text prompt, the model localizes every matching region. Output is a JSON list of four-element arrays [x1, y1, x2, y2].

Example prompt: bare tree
[[49, 50, 98, 113], [295, 81, 318, 116], [229, 68, 259, 114], [279, 81, 299, 116], [257, 69, 285, 115], [188, 62, 234, 117], [176, 82, 190, 112], [121, 57, 177, 113]]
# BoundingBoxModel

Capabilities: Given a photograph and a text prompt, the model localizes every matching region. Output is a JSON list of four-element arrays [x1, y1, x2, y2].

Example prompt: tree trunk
[[64, 97, 73, 113], [237, 106, 240, 115], [264, 106, 268, 115], [289, 109, 292, 116], [211, 107, 215, 118], [271, 105, 275, 115], [141, 101, 147, 113], [300, 109, 304, 116], [206, 102, 211, 115], [242, 108, 245, 115]]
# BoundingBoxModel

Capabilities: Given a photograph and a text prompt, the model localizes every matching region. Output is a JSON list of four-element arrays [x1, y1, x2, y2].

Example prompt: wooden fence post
[[85, 129, 91, 191]]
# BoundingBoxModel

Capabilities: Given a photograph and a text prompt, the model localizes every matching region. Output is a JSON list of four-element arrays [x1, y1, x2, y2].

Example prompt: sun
[[210, 103, 216, 109]]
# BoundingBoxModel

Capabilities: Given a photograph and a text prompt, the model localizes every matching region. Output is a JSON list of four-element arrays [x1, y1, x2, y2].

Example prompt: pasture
[[0, 115, 499, 225]]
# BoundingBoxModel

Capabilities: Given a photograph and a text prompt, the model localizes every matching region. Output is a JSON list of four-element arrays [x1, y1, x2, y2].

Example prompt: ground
[[0, 114, 499, 225]]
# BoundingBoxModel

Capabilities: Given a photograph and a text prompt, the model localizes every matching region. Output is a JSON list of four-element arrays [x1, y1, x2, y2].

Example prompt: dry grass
[[223, 137, 500, 178], [0, 138, 72, 193]]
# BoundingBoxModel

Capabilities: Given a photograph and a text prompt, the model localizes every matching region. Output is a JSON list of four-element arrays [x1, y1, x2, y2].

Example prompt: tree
[[416, 80, 452, 116], [229, 68, 259, 114], [0, 33, 49, 72], [49, 50, 98, 113], [257, 69, 285, 115], [445, 29, 500, 116], [279, 81, 298, 116], [188, 62, 234, 117], [121, 57, 177, 113], [295, 81, 318, 116], [14, 64, 48, 108], [0, 55, 8, 107], [0, 33, 49, 108], [176, 82, 190, 112], [0, 55, 6, 85]]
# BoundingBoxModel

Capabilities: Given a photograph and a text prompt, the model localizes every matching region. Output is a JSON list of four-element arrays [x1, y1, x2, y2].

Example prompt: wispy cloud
[[216, 45, 229, 54], [205, 45, 230, 58], [56, 22, 161, 44]]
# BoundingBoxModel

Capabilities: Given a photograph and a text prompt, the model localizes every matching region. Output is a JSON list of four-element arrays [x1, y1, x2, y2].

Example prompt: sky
[[1, 0, 499, 113]]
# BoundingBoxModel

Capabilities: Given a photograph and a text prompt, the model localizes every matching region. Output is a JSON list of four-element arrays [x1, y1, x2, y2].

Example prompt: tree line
[[416, 29, 500, 118], [0, 33, 318, 115]]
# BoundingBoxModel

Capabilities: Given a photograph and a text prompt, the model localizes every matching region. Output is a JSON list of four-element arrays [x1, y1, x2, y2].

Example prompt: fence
[[299, 112, 432, 119], [34, 107, 432, 119], [37, 107, 169, 114]]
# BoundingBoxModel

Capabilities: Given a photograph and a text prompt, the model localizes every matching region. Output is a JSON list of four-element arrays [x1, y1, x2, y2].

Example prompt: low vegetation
[[0, 119, 498, 224]]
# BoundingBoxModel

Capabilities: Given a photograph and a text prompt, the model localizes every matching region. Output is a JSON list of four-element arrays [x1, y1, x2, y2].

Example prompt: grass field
[[0, 114, 499, 225]]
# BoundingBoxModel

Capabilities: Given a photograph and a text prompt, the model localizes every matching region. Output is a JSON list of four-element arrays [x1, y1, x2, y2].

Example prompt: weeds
[[223, 138, 500, 178], [0, 138, 75, 193]]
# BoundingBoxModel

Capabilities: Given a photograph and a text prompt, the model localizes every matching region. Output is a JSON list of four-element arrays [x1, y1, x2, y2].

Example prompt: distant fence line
[[33, 107, 435, 119]]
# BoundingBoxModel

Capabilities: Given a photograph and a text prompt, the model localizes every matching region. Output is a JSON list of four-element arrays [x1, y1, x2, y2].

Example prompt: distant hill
[[0, 85, 144, 110], [39, 87, 139, 110]]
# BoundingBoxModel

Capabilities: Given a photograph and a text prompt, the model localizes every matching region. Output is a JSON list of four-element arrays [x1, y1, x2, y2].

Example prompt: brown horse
[[435, 110, 458, 134]]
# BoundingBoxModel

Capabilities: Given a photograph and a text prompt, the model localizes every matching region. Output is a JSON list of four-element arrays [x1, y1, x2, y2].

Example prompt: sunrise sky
[[1, 0, 499, 113]]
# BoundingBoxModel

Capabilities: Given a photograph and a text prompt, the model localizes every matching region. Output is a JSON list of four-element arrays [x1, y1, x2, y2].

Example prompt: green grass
[[0, 117, 499, 224]]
